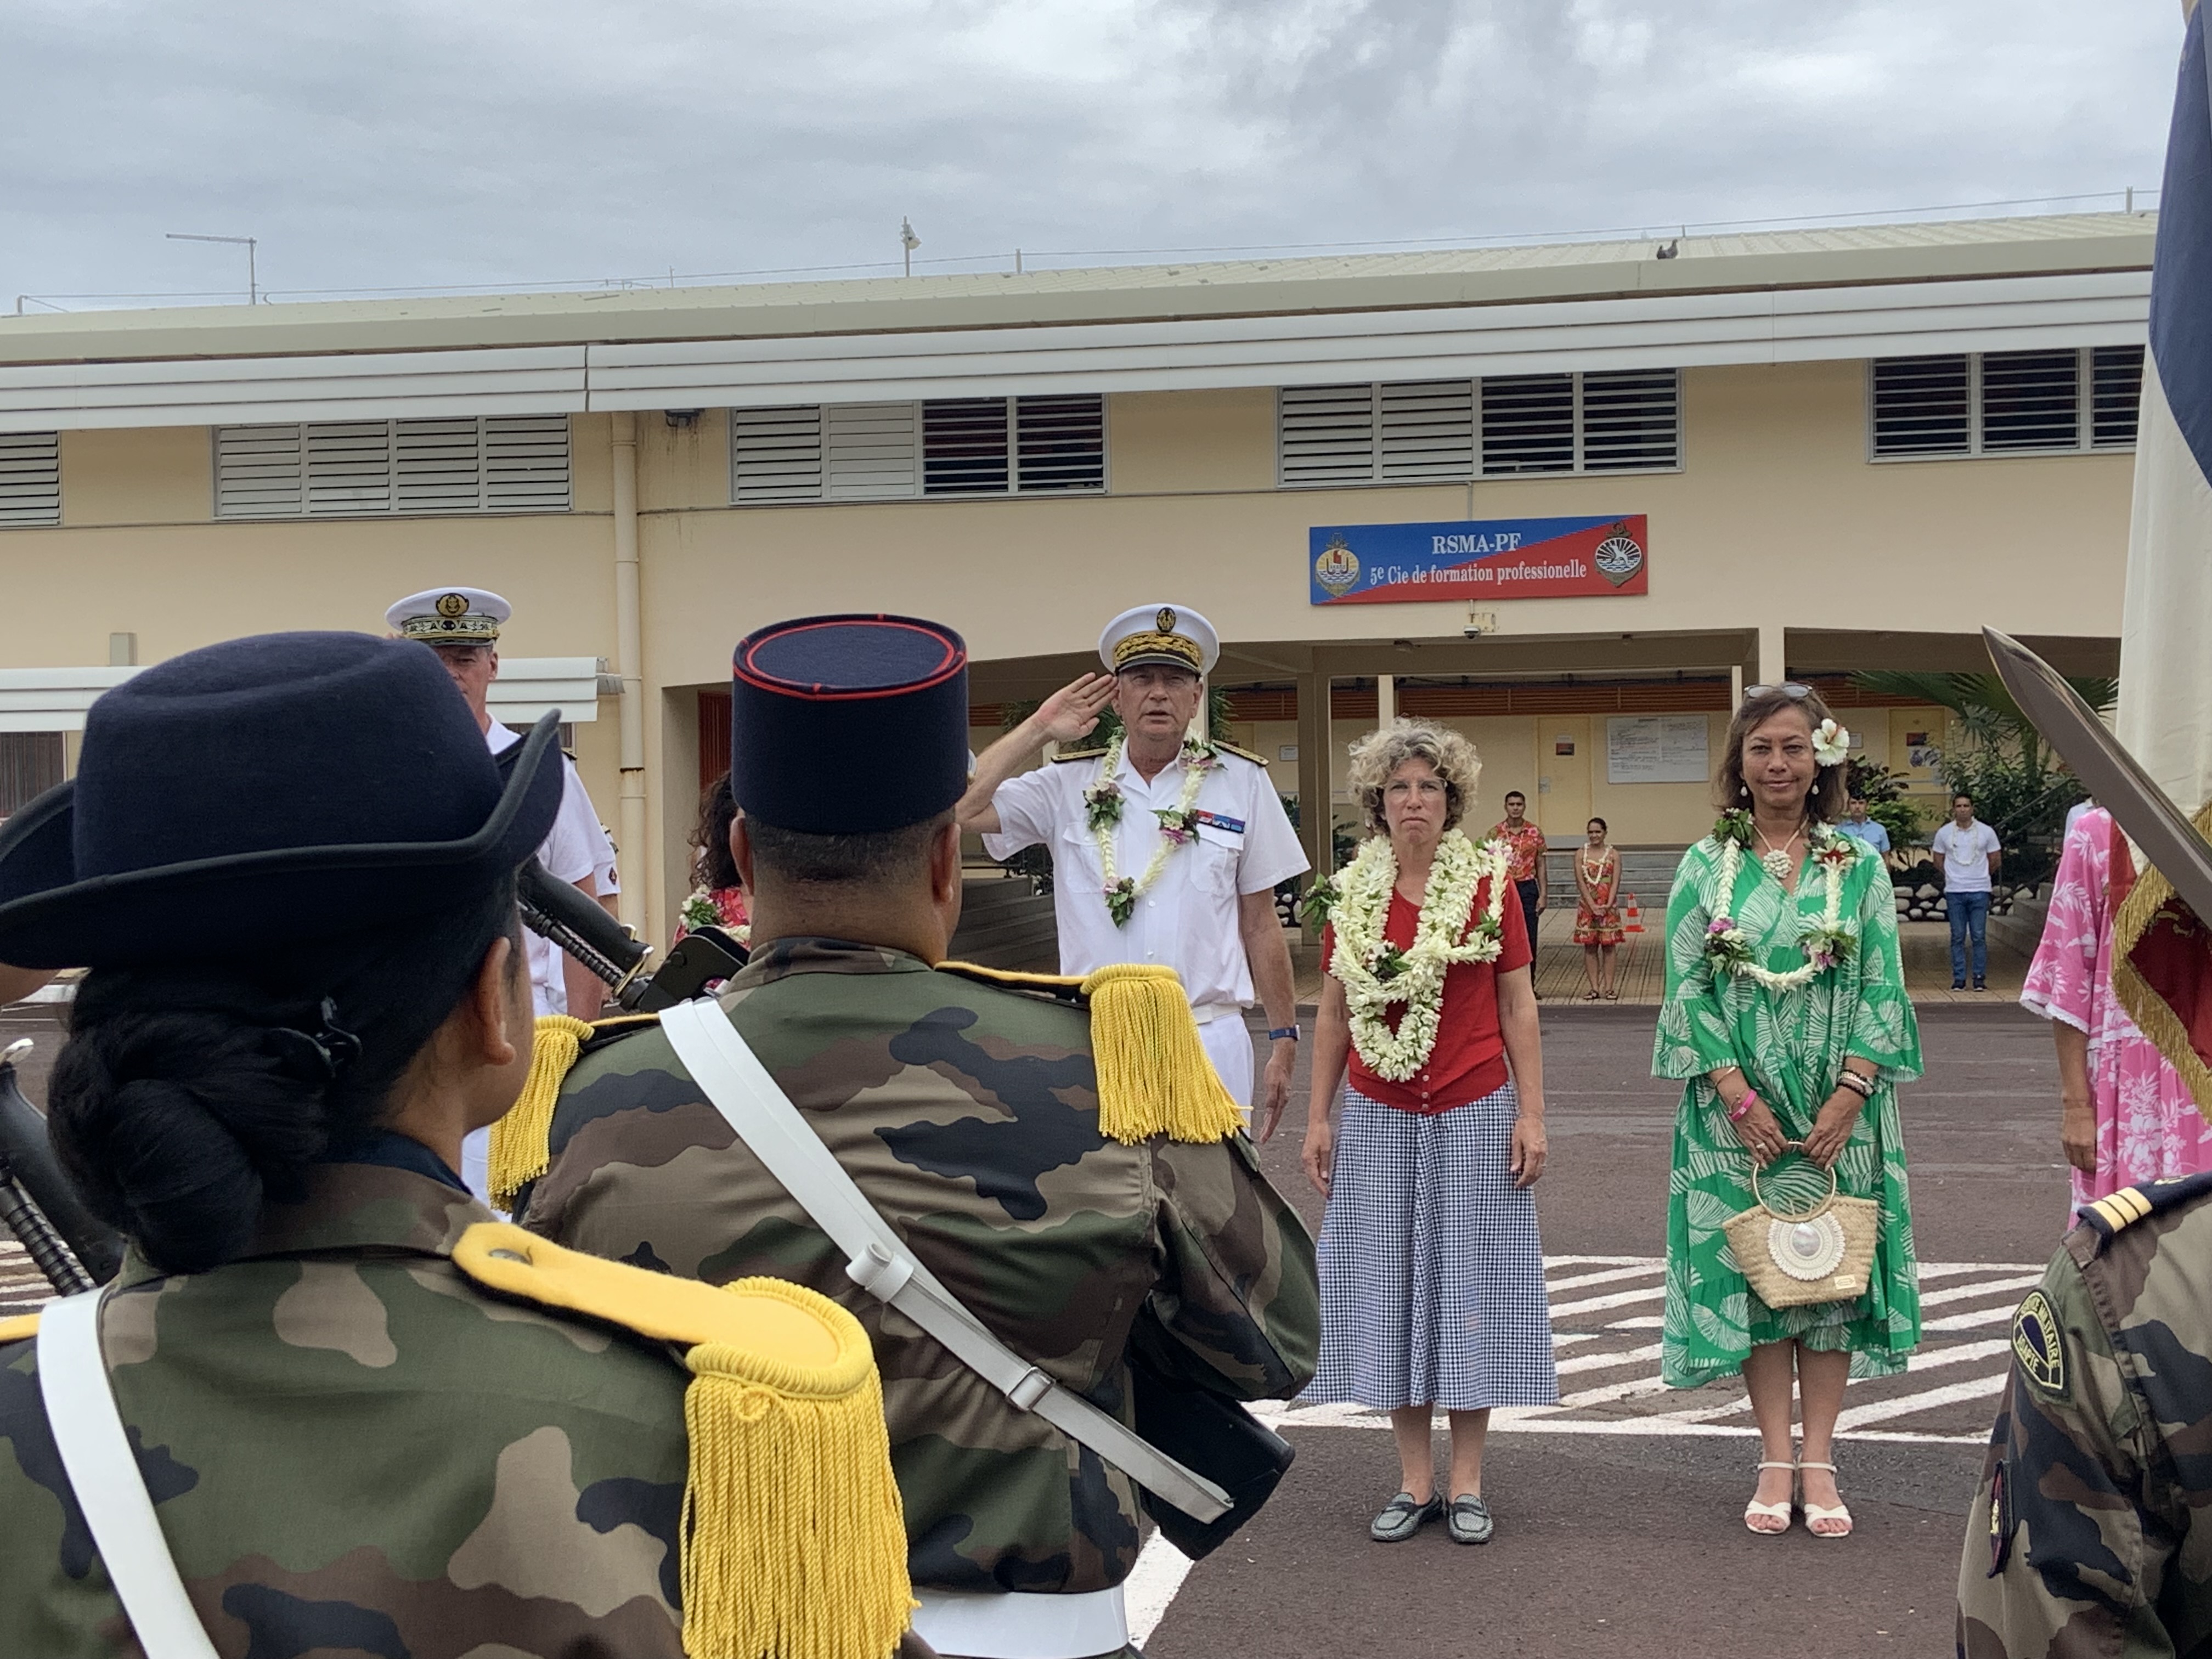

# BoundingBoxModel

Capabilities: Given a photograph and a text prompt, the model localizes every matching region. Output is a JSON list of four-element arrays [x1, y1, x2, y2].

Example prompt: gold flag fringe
[[2112, 796, 2212, 1122], [487, 1013, 595, 1210], [1079, 963, 1246, 1144]]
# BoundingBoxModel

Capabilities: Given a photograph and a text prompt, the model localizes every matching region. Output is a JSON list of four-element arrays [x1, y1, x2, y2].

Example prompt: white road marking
[[1544, 1283, 1668, 1318], [1555, 1342, 1662, 1376], [1836, 1373, 2007, 1432], [1920, 1273, 2040, 1308], [1638, 1339, 2015, 1426], [1123, 1529, 1195, 1647], [1543, 1263, 1666, 1295]]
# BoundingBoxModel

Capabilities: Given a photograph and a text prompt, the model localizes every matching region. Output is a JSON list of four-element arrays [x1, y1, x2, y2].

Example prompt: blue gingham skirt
[[1305, 1081, 1559, 1412]]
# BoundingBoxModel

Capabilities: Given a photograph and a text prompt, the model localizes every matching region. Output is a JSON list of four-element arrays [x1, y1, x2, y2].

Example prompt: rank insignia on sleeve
[[2012, 1289, 2066, 1397]]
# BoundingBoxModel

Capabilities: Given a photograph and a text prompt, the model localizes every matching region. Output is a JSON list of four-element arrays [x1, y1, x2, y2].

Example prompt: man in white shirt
[[1930, 791, 2002, 991], [959, 604, 1310, 1135], [386, 586, 619, 1197]]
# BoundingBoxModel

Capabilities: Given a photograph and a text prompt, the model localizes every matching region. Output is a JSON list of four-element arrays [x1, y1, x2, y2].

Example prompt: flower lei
[[1701, 809, 1858, 991], [679, 888, 751, 947], [1081, 732, 1218, 926], [1327, 829, 1511, 1081]]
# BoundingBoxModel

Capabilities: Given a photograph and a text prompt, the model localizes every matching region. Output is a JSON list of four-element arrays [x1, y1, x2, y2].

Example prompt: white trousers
[[1195, 1008, 1254, 1110]]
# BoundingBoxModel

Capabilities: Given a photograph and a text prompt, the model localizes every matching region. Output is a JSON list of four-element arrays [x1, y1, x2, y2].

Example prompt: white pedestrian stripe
[[1272, 1255, 2039, 1445]]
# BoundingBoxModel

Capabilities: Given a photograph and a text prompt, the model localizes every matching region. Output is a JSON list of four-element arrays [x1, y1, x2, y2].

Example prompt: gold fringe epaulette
[[453, 1224, 912, 1659], [487, 1011, 660, 1211], [1049, 744, 1110, 764], [2079, 1171, 2212, 1246], [0, 1311, 39, 1345], [938, 959, 1244, 1144]]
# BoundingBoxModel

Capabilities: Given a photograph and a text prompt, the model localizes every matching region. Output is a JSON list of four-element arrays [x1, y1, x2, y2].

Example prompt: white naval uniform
[[982, 743, 1307, 1104], [467, 722, 616, 1204]]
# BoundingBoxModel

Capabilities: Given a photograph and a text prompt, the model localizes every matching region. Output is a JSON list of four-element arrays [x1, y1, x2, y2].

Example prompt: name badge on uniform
[[1193, 811, 1246, 836]]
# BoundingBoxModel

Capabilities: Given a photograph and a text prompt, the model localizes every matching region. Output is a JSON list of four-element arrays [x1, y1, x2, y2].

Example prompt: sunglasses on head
[[1742, 682, 1813, 704]]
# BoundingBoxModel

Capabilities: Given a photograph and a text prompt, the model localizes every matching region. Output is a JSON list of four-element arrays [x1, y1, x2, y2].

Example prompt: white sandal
[[1798, 1460, 1852, 1538], [1744, 1461, 1794, 1534]]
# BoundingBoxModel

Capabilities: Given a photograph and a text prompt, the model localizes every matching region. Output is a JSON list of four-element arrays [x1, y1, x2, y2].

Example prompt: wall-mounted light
[[664, 409, 703, 428]]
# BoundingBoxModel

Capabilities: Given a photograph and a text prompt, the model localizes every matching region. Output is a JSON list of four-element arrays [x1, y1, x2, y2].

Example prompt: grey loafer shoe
[[1369, 1491, 1443, 1542], [1447, 1494, 1495, 1544]]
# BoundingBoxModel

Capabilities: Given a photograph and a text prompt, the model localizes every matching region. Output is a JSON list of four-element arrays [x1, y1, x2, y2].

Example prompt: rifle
[[0, 862, 748, 1296]]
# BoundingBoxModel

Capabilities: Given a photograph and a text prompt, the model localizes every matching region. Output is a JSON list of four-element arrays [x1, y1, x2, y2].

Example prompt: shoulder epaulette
[[2079, 1170, 2212, 1246], [1211, 739, 1267, 766], [0, 1311, 39, 1346], [1050, 745, 1109, 764], [936, 958, 1088, 1006], [488, 1012, 659, 1211], [452, 1223, 909, 1658]]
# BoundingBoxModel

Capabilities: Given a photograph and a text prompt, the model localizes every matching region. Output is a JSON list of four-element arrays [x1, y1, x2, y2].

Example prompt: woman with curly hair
[[1301, 719, 1556, 1547], [1652, 684, 1921, 1539]]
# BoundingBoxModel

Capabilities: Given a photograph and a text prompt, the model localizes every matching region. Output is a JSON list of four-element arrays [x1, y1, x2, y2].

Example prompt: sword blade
[[1981, 627, 2212, 923]]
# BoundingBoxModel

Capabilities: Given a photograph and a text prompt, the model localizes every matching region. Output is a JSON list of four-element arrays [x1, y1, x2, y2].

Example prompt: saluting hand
[[1034, 674, 1116, 745]]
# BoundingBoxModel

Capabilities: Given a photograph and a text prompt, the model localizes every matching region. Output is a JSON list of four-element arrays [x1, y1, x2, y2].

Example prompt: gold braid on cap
[[1111, 630, 1202, 672]]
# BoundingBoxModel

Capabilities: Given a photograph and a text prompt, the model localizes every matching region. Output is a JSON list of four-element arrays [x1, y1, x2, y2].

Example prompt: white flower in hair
[[1812, 718, 1852, 767]]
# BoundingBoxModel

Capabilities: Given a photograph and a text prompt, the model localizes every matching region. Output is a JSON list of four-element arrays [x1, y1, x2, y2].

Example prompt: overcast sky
[[0, 1, 2188, 309]]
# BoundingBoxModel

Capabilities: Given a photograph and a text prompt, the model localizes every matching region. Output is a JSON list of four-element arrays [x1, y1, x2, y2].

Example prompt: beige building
[[0, 212, 2152, 938]]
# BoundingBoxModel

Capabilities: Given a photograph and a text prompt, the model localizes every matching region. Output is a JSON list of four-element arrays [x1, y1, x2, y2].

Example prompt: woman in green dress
[[1652, 684, 1922, 1539]]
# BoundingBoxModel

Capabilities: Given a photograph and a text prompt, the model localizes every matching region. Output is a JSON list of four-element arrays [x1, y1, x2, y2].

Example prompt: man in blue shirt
[[1838, 796, 1891, 855]]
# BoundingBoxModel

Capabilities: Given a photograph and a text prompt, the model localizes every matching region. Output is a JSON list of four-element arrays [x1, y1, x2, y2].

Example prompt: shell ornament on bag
[[1722, 1144, 1880, 1310]]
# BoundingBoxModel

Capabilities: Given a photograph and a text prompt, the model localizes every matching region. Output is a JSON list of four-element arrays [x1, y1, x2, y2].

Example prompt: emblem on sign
[[436, 592, 471, 618], [1156, 607, 1178, 633], [1594, 531, 1645, 589], [1313, 535, 1361, 596]]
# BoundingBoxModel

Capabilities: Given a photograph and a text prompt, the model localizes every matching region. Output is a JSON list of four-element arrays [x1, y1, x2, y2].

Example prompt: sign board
[[1310, 515, 1649, 606], [1607, 715, 1710, 785]]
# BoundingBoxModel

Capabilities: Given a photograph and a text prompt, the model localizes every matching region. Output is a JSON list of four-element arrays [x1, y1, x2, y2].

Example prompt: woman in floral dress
[[1652, 686, 1921, 1539], [1573, 816, 1624, 1000], [2021, 806, 2212, 1216]]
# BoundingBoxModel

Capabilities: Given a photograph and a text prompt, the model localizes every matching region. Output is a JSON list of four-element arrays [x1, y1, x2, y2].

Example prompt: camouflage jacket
[[0, 1146, 694, 1659], [1957, 1172, 2212, 1658], [523, 936, 1321, 1597]]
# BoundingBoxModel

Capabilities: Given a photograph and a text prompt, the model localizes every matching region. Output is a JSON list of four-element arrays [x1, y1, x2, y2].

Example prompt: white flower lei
[[1702, 815, 1860, 992], [1086, 731, 1216, 926], [1327, 829, 1512, 1081]]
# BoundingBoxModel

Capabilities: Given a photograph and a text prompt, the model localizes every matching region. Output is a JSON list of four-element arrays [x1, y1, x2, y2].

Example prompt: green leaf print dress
[[1651, 829, 1922, 1387]]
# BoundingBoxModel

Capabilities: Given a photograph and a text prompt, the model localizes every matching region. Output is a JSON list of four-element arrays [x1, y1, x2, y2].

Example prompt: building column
[[1376, 672, 1396, 727], [1757, 623, 1786, 690], [1295, 669, 1333, 937], [610, 413, 647, 935]]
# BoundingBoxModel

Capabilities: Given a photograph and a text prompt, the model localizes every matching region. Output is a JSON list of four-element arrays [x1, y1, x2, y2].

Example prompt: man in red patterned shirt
[[1489, 791, 1548, 989]]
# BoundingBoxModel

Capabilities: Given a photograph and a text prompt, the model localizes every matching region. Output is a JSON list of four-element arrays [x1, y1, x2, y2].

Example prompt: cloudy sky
[[1, 1, 2188, 309]]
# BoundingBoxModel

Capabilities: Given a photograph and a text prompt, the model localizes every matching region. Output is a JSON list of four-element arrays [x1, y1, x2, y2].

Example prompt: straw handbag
[[1723, 1144, 1880, 1309]]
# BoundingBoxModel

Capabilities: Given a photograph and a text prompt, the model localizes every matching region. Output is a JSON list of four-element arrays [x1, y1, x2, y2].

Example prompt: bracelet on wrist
[[1728, 1088, 1759, 1124], [1836, 1071, 1875, 1101], [1267, 1026, 1300, 1042]]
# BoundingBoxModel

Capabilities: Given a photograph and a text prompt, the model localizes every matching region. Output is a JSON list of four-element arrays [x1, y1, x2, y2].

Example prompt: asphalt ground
[[0, 998, 2069, 1656], [1141, 1002, 2066, 1659]]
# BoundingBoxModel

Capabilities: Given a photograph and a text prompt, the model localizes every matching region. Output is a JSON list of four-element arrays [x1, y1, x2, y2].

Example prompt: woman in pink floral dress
[[2021, 806, 2212, 1217]]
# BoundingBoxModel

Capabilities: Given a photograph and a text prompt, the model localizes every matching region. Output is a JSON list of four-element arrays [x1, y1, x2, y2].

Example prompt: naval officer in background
[[386, 587, 618, 1199], [960, 603, 1309, 1136]]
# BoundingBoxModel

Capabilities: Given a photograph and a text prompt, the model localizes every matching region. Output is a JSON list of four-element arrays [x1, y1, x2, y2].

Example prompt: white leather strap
[[37, 1291, 221, 1659], [912, 1584, 1128, 1659], [659, 997, 1231, 1523]]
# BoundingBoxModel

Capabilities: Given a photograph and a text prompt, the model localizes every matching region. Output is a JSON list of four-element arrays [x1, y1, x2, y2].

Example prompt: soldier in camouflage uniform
[[524, 614, 1320, 1659], [0, 631, 912, 1659], [1957, 1171, 2212, 1656]]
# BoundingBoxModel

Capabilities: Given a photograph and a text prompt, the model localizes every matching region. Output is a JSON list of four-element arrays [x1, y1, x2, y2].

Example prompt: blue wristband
[[1267, 1026, 1300, 1042]]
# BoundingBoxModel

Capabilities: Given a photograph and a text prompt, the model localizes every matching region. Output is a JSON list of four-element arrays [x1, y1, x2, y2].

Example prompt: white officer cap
[[384, 586, 512, 645], [1098, 603, 1219, 677]]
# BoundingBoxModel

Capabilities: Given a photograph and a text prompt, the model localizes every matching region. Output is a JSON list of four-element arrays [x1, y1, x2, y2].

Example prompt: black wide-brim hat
[[0, 631, 565, 969], [732, 614, 969, 834]]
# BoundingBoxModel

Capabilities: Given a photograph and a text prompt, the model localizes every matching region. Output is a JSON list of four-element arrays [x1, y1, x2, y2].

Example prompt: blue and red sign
[[1308, 515, 1649, 606]]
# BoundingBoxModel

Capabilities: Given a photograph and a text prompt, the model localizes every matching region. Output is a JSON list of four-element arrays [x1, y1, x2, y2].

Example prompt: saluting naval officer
[[520, 613, 1319, 1659], [0, 631, 913, 1659], [958, 605, 1310, 1137], [387, 587, 618, 1205], [1957, 1169, 2212, 1656]]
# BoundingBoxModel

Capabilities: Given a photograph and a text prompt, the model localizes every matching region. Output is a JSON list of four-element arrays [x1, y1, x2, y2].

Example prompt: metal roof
[[0, 212, 2157, 368]]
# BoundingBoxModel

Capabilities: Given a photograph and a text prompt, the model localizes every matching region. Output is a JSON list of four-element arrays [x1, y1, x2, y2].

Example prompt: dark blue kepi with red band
[[731, 614, 970, 834]]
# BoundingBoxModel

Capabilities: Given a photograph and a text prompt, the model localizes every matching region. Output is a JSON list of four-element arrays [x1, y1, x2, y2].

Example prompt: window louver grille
[[1278, 385, 1379, 486], [729, 397, 1102, 502], [1871, 348, 2141, 459], [1979, 350, 2080, 452], [1378, 381, 1475, 482], [216, 417, 571, 517], [0, 431, 61, 528], [1480, 376, 1576, 475], [1581, 370, 1680, 471], [2092, 346, 2145, 448]]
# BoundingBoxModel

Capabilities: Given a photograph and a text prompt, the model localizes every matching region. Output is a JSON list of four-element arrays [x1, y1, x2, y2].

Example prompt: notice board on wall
[[1606, 715, 1710, 785]]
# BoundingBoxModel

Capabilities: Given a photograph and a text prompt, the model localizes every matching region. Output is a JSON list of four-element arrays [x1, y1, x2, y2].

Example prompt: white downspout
[[611, 412, 647, 935]]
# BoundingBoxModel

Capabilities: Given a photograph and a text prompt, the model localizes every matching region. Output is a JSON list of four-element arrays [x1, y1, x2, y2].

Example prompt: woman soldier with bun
[[0, 633, 909, 1659]]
